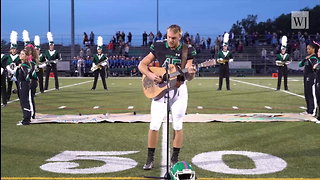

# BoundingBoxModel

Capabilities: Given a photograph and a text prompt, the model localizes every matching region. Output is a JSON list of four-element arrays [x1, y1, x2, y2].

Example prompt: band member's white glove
[[39, 63, 47, 68], [229, 59, 234, 62], [92, 63, 96, 67], [101, 62, 107, 66], [1, 67, 3, 75]]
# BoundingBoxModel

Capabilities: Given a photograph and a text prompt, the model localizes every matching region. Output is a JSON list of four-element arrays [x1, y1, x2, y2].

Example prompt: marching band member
[[217, 32, 233, 90], [1, 53, 7, 106], [34, 35, 45, 93], [138, 24, 197, 170], [299, 42, 318, 116], [313, 41, 320, 123], [91, 36, 108, 90], [24, 36, 39, 119], [275, 36, 291, 91], [44, 32, 60, 90], [6, 31, 21, 101], [16, 49, 34, 125]]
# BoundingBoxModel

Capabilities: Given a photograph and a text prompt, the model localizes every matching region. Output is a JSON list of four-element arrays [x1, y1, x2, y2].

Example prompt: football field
[[1, 77, 320, 179]]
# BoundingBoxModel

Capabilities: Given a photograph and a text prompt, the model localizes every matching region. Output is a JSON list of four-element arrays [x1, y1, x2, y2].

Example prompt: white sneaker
[[316, 120, 320, 124], [17, 121, 23, 126]]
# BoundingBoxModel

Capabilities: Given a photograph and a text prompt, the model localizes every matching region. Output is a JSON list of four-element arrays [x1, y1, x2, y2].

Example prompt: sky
[[1, 0, 319, 45]]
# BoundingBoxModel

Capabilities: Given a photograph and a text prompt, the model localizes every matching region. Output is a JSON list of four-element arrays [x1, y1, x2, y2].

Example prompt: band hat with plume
[[22, 30, 31, 46], [97, 36, 103, 50], [34, 35, 41, 49], [281, 36, 287, 50], [223, 32, 229, 46], [47, 32, 54, 45], [10, 31, 18, 49]]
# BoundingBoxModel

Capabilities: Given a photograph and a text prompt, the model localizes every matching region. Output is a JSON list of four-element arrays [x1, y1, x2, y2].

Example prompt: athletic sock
[[171, 147, 180, 162], [146, 148, 155, 163]]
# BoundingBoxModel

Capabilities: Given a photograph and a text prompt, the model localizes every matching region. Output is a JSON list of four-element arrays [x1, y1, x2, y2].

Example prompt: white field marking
[[58, 106, 66, 109], [128, 106, 134, 109], [232, 106, 239, 110], [129, 83, 132, 85], [197, 106, 204, 109], [6, 80, 93, 105], [300, 106, 307, 110], [161, 120, 170, 177], [231, 79, 305, 99], [93, 106, 100, 109], [264, 106, 272, 109]]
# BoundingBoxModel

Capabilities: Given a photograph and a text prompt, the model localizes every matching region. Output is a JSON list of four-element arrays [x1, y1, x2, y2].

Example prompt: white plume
[[97, 36, 103, 46], [22, 30, 30, 42], [47, 32, 53, 42], [10, 31, 18, 45], [281, 36, 287, 47], [34, 35, 40, 46], [223, 33, 229, 44]]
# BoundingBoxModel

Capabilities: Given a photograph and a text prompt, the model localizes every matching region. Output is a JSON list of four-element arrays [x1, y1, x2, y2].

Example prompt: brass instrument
[[91, 58, 109, 72]]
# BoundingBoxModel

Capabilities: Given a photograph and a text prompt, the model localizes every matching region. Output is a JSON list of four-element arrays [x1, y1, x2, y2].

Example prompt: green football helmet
[[170, 161, 196, 180]]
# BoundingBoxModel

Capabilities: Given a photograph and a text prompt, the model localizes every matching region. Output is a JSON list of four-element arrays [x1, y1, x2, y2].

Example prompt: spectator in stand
[[195, 33, 200, 46], [77, 56, 85, 77], [315, 32, 320, 43], [293, 49, 300, 61], [237, 41, 244, 53], [271, 33, 278, 48], [107, 41, 114, 54], [266, 32, 272, 45], [116, 31, 121, 43], [121, 32, 126, 43], [124, 43, 130, 57], [79, 48, 84, 59], [190, 35, 194, 45], [207, 37, 211, 49], [299, 36, 306, 57], [261, 48, 267, 60], [127, 32, 132, 45], [86, 47, 92, 57], [156, 31, 162, 40], [83, 32, 88, 46], [148, 32, 154, 46], [143, 31, 148, 46], [200, 37, 206, 49], [89, 31, 94, 45]]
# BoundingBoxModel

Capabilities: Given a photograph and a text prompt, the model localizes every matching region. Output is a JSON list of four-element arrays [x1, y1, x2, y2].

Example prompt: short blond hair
[[167, 24, 182, 36]]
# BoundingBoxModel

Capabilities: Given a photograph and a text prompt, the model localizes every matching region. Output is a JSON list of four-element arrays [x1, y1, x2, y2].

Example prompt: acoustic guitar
[[142, 59, 216, 99]]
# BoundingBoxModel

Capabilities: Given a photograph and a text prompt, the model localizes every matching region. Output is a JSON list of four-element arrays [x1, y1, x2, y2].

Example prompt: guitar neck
[[169, 68, 188, 78]]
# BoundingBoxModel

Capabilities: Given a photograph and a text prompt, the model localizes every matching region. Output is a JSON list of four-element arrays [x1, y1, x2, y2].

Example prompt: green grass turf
[[1, 77, 319, 178]]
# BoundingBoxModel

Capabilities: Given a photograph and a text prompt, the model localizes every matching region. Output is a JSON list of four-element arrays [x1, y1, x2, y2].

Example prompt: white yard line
[[161, 120, 170, 177], [231, 79, 305, 99], [6, 80, 93, 104]]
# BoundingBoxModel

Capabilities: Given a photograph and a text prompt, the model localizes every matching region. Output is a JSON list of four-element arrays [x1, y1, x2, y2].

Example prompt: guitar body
[[142, 64, 179, 99], [141, 59, 216, 99]]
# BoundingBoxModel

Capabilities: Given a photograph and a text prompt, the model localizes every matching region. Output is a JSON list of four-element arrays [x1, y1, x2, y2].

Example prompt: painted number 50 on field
[[40, 150, 287, 175]]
